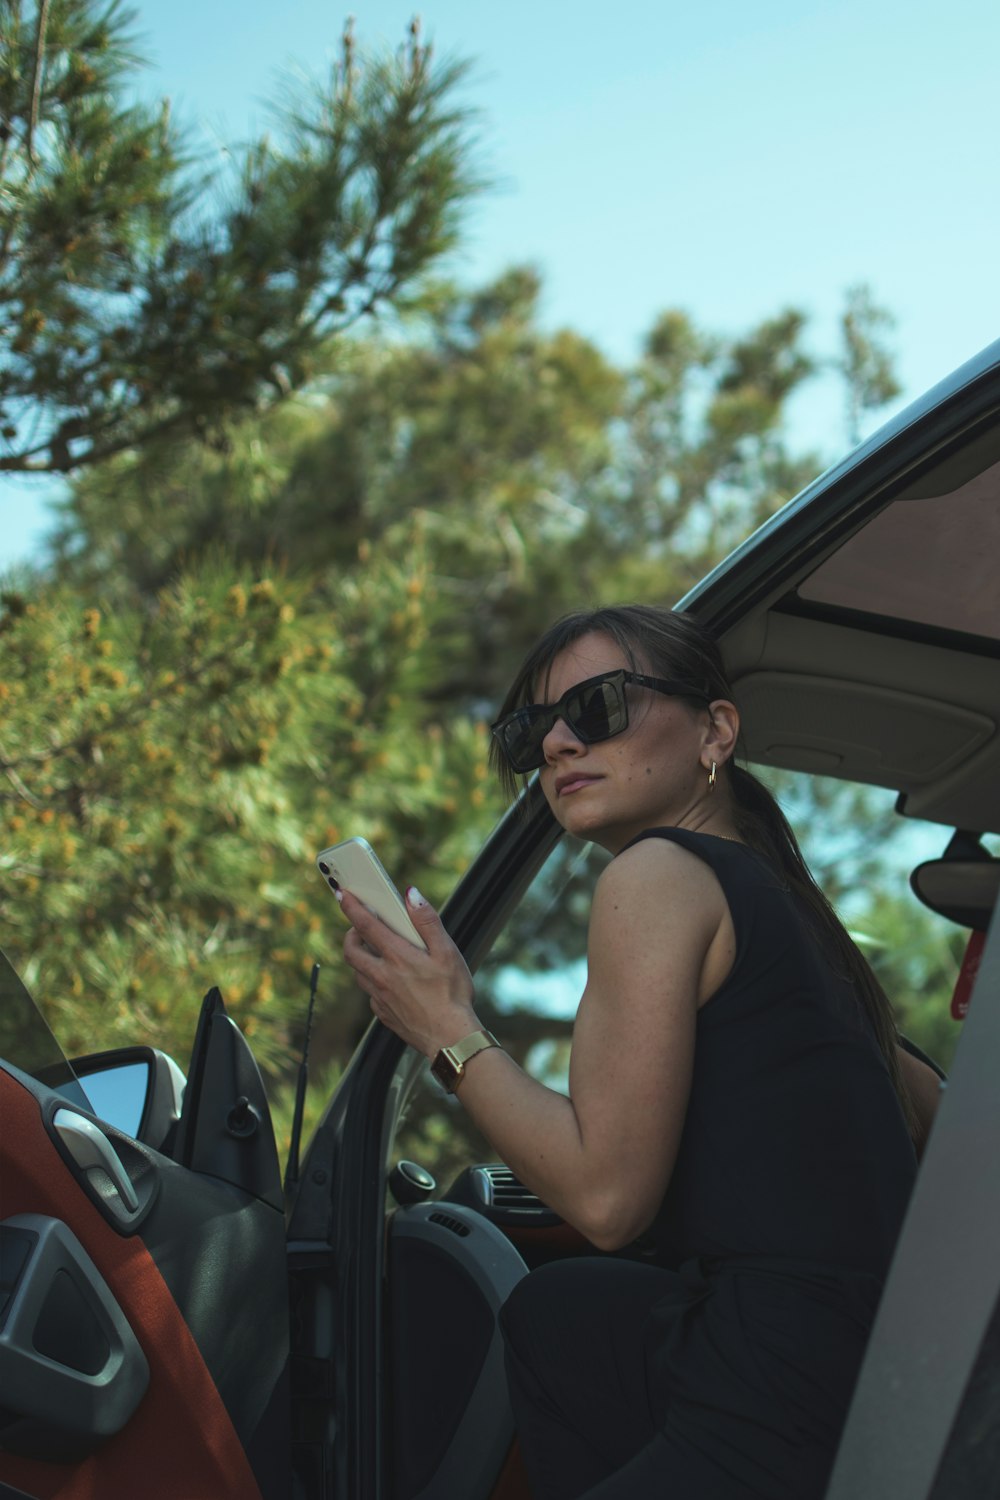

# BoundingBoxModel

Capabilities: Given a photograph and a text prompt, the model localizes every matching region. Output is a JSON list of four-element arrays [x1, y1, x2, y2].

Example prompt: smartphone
[[315, 837, 426, 950]]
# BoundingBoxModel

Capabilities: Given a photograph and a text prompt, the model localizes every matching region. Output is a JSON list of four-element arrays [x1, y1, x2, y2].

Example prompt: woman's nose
[[542, 715, 584, 761]]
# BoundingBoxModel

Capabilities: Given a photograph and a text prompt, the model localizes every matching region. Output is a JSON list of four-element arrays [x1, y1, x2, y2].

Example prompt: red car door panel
[[0, 1066, 284, 1500]]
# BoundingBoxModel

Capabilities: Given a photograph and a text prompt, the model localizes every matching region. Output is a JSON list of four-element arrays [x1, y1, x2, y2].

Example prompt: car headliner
[[679, 337, 1000, 838]]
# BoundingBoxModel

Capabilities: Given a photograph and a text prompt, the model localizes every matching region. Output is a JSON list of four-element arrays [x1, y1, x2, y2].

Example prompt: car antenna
[[284, 961, 320, 1198]]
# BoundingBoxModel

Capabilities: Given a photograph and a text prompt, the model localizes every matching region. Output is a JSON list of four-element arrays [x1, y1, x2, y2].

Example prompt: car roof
[[678, 337, 1000, 837]]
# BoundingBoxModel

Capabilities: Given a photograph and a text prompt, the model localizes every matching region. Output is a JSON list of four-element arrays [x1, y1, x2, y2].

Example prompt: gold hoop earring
[[708, 761, 717, 791]]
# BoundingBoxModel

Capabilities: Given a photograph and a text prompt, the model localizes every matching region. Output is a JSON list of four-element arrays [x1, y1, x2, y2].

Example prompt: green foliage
[[53, 267, 626, 709], [0, 4, 481, 473], [55, 266, 620, 574], [555, 306, 822, 614], [857, 904, 964, 1073], [53, 275, 824, 653], [0, 540, 502, 1086], [839, 282, 902, 446]]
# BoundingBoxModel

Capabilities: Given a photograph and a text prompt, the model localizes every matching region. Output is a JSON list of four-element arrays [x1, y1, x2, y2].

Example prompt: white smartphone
[[315, 837, 427, 950]]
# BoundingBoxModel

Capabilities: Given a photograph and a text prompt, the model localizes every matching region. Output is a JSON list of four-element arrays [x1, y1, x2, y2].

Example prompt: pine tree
[[0, 3, 479, 474]]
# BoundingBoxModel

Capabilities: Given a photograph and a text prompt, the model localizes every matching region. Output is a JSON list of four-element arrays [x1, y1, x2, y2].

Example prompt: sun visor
[[734, 672, 995, 786]]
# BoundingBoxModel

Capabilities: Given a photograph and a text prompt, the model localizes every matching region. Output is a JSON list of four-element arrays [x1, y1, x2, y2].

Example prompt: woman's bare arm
[[340, 839, 731, 1250]]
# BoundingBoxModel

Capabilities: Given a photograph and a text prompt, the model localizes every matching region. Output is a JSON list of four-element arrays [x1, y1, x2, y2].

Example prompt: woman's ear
[[703, 699, 740, 767]]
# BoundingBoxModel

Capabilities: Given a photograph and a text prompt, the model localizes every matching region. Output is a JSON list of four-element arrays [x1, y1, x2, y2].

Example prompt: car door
[[0, 957, 291, 1500], [284, 788, 560, 1500], [282, 337, 1000, 1500]]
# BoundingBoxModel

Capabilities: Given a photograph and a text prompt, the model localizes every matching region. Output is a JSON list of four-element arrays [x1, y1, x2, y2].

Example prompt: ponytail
[[727, 763, 916, 1137]]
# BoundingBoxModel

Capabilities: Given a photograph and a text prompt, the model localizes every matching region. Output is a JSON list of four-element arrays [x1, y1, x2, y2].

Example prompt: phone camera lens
[[318, 862, 329, 875], [328, 877, 339, 891]]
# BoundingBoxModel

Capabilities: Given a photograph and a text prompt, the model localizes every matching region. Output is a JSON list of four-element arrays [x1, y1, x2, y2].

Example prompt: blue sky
[[3, 0, 998, 567]]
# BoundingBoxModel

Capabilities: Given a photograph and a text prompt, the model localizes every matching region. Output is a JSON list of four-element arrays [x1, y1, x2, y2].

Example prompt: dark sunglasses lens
[[502, 709, 551, 771], [566, 677, 626, 742]]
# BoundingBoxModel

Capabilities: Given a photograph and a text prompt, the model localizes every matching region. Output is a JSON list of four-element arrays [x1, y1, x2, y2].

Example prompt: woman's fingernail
[[407, 886, 428, 908], [333, 889, 344, 904]]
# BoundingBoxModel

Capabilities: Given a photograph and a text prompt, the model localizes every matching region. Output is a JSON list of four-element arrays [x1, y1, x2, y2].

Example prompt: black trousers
[[500, 1257, 676, 1499], [500, 1256, 859, 1500]]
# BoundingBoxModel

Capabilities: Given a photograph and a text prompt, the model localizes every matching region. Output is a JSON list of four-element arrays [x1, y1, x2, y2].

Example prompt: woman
[[339, 605, 941, 1500]]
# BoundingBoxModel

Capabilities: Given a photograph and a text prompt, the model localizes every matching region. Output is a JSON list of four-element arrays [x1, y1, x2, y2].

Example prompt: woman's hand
[[340, 885, 479, 1058]]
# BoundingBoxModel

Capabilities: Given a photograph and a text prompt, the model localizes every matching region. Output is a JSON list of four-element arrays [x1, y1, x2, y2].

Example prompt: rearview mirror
[[910, 839, 999, 932]]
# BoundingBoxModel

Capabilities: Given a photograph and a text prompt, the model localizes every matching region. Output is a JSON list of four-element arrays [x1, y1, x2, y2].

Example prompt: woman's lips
[[556, 775, 601, 796]]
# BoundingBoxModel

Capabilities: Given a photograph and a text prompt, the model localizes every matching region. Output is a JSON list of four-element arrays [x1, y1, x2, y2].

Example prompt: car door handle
[[0, 1214, 149, 1461], [53, 1109, 140, 1212]]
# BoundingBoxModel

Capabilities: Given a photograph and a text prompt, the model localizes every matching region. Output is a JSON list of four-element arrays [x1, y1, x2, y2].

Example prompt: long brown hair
[[489, 604, 915, 1134]]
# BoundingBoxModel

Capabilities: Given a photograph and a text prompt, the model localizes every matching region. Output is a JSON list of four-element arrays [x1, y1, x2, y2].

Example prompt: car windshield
[[0, 946, 93, 1110]]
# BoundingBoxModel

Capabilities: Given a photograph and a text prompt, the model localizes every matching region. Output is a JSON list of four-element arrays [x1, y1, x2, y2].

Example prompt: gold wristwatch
[[430, 1029, 501, 1094]]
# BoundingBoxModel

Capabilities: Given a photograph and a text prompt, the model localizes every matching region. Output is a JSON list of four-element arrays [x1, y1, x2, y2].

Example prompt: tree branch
[[0, 740, 44, 808], [26, 0, 51, 167], [0, 404, 192, 473]]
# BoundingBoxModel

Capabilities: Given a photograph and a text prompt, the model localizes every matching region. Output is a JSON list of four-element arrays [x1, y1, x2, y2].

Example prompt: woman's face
[[534, 632, 732, 854]]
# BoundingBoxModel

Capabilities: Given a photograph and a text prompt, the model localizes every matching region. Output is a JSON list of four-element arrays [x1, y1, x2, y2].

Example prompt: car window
[[755, 767, 972, 1074], [0, 947, 93, 1109], [391, 838, 609, 1192]]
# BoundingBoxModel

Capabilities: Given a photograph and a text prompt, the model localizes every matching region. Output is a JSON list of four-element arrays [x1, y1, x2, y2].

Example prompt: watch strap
[[431, 1029, 500, 1093]]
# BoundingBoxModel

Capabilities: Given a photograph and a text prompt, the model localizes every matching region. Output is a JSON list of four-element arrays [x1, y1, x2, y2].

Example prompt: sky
[[3, 0, 998, 567]]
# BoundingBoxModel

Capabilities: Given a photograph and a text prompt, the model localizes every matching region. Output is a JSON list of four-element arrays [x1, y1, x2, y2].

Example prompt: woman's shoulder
[[595, 832, 729, 924], [595, 833, 740, 1006], [607, 828, 728, 880], [622, 827, 782, 888], [611, 829, 790, 950], [622, 826, 744, 856]]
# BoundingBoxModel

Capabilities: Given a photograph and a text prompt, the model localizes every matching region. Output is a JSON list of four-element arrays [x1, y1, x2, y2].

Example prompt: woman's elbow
[[574, 1188, 659, 1253]]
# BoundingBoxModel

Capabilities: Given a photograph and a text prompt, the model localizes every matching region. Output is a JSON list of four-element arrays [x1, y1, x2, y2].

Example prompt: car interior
[[376, 403, 1000, 1500], [725, 434, 1000, 839]]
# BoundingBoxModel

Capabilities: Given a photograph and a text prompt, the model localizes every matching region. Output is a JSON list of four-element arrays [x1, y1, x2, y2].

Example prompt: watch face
[[431, 1050, 459, 1093]]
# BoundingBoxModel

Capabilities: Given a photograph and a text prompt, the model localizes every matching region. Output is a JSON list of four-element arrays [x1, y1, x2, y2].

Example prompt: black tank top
[[622, 828, 917, 1277]]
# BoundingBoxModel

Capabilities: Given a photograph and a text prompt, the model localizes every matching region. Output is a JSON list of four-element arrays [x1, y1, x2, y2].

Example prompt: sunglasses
[[491, 669, 712, 774]]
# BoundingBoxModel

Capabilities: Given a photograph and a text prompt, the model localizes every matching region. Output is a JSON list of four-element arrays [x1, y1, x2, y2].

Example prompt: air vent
[[445, 1162, 563, 1227], [428, 1211, 470, 1238], [477, 1166, 548, 1212]]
